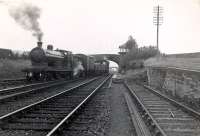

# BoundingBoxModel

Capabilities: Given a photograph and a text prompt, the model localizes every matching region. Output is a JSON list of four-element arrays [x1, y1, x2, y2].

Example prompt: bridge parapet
[[91, 54, 120, 65]]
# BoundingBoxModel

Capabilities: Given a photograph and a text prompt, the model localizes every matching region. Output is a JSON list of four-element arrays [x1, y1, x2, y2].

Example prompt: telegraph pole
[[153, 5, 163, 53]]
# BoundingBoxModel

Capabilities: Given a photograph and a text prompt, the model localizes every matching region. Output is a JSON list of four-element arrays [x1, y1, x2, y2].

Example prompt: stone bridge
[[91, 54, 120, 65]]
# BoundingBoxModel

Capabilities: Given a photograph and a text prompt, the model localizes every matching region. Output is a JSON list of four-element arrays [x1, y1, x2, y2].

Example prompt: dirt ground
[[107, 82, 137, 136]]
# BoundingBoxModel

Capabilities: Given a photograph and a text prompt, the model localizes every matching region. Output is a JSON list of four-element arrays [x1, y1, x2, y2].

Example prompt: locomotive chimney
[[47, 44, 53, 50], [37, 41, 42, 48]]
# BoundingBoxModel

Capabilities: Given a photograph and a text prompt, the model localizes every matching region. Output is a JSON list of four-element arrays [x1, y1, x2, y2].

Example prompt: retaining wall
[[147, 67, 200, 103]]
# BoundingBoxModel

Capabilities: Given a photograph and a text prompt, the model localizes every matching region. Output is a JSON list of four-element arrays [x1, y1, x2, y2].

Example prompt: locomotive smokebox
[[47, 44, 53, 50], [30, 41, 45, 64], [37, 41, 43, 48]]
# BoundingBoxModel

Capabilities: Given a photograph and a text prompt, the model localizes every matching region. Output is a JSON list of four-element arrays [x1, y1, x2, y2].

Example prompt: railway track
[[0, 78, 82, 102], [0, 78, 93, 117], [0, 78, 70, 89], [0, 78, 27, 88], [124, 82, 200, 136], [0, 75, 111, 136]]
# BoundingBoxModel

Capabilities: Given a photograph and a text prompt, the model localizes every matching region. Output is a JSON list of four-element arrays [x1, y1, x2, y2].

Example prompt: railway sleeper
[[149, 110, 184, 114], [151, 113, 191, 118], [156, 117, 196, 123], [30, 110, 72, 114], [35, 107, 72, 110], [9, 118, 61, 124], [159, 123, 200, 129], [164, 128, 200, 136], [21, 114, 66, 118], [2, 123, 55, 130]]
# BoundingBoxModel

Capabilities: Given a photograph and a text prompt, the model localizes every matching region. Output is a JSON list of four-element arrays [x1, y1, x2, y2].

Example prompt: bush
[[120, 46, 158, 70], [0, 59, 31, 79]]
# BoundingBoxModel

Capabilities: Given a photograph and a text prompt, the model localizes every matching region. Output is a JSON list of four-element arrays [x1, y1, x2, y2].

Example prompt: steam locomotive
[[22, 42, 109, 81]]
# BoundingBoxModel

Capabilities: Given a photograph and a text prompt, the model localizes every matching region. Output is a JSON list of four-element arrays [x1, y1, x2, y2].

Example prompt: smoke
[[8, 2, 43, 41], [0, 0, 10, 6], [73, 61, 84, 76]]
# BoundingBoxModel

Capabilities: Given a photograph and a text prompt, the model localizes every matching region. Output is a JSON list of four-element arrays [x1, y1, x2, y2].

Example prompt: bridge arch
[[91, 54, 120, 65]]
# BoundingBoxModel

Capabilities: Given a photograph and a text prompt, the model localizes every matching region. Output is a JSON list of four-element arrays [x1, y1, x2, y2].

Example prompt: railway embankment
[[146, 66, 200, 109], [122, 58, 200, 111], [141, 54, 200, 109]]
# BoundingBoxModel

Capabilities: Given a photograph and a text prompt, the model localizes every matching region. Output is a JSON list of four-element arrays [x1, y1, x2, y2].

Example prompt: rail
[[143, 85, 200, 120], [0, 75, 111, 136], [124, 92, 151, 136], [124, 82, 167, 136], [47, 75, 111, 136]]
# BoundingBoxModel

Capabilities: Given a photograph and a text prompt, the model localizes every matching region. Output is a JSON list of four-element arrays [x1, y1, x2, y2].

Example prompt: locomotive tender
[[22, 42, 109, 80]]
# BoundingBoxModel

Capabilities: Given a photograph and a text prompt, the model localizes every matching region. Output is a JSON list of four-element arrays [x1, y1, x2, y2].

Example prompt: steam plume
[[8, 2, 43, 41], [73, 61, 84, 76]]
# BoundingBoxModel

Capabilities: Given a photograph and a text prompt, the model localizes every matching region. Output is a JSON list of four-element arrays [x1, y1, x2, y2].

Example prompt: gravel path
[[107, 83, 137, 136]]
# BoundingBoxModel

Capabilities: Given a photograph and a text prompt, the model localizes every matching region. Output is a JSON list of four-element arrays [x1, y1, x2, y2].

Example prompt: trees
[[11, 51, 29, 60], [125, 35, 138, 50], [119, 36, 158, 71]]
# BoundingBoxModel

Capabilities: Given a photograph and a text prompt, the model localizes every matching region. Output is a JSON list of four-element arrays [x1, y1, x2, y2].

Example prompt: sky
[[0, 0, 200, 57]]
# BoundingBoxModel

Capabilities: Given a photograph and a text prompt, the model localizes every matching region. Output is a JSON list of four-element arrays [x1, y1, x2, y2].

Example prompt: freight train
[[22, 42, 109, 81]]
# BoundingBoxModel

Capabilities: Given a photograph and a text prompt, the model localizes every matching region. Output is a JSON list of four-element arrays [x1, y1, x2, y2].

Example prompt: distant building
[[118, 35, 138, 55], [119, 44, 129, 55]]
